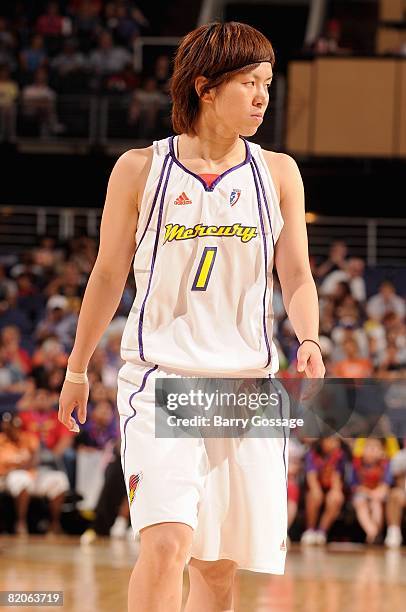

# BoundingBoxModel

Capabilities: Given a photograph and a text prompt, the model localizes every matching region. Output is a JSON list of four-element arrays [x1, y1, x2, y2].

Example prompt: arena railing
[[1, 206, 406, 267], [0, 79, 285, 152]]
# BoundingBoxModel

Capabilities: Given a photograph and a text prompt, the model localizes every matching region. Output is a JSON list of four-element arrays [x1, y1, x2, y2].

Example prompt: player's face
[[214, 62, 273, 137]]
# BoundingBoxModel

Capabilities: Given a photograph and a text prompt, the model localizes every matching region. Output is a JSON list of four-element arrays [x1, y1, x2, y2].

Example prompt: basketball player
[[59, 21, 325, 612]]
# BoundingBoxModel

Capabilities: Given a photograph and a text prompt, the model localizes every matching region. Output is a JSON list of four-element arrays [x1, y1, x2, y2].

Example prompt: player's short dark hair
[[170, 21, 275, 135]]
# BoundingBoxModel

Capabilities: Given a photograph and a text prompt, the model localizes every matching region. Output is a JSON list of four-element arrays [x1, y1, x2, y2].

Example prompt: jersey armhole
[[256, 147, 285, 240], [136, 141, 166, 232]]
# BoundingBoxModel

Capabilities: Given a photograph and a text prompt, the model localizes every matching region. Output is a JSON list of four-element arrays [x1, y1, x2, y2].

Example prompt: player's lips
[[250, 114, 263, 121]]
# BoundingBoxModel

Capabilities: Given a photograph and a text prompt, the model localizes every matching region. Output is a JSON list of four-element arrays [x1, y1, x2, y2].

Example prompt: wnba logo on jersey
[[129, 472, 143, 507], [230, 188, 241, 207]]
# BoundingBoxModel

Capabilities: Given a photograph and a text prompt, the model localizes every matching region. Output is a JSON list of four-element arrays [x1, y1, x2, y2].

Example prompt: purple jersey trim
[[134, 153, 170, 256], [251, 156, 276, 251], [168, 135, 252, 192], [122, 364, 158, 479], [251, 161, 272, 369], [138, 158, 173, 361]]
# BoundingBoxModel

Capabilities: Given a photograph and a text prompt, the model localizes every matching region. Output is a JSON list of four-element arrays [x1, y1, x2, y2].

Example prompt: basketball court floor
[[1, 536, 405, 611]]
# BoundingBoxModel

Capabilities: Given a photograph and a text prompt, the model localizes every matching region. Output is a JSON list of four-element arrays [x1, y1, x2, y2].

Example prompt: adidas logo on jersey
[[174, 192, 192, 205]]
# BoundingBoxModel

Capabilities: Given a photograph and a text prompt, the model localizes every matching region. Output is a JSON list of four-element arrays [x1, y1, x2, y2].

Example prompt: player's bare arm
[[265, 150, 325, 378], [58, 147, 152, 432]]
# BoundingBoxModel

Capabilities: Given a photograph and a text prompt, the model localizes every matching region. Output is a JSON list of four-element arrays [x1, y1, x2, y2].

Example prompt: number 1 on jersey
[[191, 246, 217, 291]]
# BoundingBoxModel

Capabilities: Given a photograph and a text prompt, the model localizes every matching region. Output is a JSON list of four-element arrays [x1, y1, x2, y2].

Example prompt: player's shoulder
[[260, 149, 301, 177], [112, 146, 154, 209], [115, 145, 154, 175], [260, 149, 303, 198]]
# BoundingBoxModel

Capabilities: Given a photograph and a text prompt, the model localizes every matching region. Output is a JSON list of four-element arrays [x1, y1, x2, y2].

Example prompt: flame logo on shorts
[[129, 472, 143, 507]]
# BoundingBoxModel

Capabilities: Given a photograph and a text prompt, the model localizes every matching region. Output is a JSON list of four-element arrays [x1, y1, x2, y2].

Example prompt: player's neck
[[179, 120, 244, 168]]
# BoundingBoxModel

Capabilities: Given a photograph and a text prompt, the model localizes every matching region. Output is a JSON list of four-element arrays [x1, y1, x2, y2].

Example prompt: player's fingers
[[68, 416, 80, 433], [77, 401, 87, 425], [297, 350, 311, 373], [59, 401, 79, 432]]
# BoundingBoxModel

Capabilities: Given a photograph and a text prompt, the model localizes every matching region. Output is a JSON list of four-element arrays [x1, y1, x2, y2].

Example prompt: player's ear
[[195, 76, 213, 103]]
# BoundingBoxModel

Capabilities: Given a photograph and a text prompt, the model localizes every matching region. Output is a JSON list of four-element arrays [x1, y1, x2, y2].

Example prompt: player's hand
[[297, 342, 325, 379], [58, 379, 89, 432]]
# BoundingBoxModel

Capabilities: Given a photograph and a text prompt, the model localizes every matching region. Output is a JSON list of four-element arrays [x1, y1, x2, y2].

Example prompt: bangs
[[203, 23, 275, 81]]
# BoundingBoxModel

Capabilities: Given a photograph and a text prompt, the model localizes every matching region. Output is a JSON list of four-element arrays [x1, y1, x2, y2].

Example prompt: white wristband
[[65, 367, 88, 384]]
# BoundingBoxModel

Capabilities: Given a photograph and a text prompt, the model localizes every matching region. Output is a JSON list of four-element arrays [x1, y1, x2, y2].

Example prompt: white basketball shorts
[[117, 363, 288, 574]]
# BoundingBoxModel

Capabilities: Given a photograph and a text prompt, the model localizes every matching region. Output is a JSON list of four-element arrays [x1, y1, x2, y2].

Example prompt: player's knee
[[140, 524, 192, 568]]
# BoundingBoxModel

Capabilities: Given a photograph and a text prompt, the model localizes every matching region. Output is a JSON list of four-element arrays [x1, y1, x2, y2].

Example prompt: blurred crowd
[[0, 236, 406, 542], [0, 1, 172, 139]]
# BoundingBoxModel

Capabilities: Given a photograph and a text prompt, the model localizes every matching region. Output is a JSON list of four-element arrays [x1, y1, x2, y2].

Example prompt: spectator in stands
[[21, 67, 65, 137], [128, 76, 169, 137], [0, 346, 26, 392], [104, 331, 123, 377], [88, 30, 132, 78], [9, 250, 44, 283], [114, 2, 148, 46], [0, 17, 16, 50], [70, 0, 102, 52], [315, 240, 348, 281], [32, 237, 64, 274], [385, 448, 406, 548], [35, 294, 78, 351], [50, 38, 88, 92], [31, 336, 68, 377], [68, 236, 97, 276], [0, 411, 69, 535], [18, 386, 74, 471], [102, 1, 119, 32], [80, 440, 131, 544], [20, 34, 48, 78], [74, 398, 117, 450], [0, 40, 17, 74], [351, 437, 392, 544], [45, 261, 85, 312], [376, 338, 406, 375], [0, 326, 31, 377], [106, 60, 139, 93], [0, 264, 17, 303], [332, 337, 373, 377], [308, 19, 350, 57], [87, 349, 118, 396], [301, 436, 346, 545], [287, 438, 305, 533], [0, 65, 18, 142], [36, 1, 72, 56], [366, 281, 405, 323], [0, 286, 32, 341], [154, 54, 171, 94], [68, 0, 103, 17], [319, 258, 366, 303]]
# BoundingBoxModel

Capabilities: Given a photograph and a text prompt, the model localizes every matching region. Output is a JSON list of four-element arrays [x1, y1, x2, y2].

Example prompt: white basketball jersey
[[120, 135, 284, 377]]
